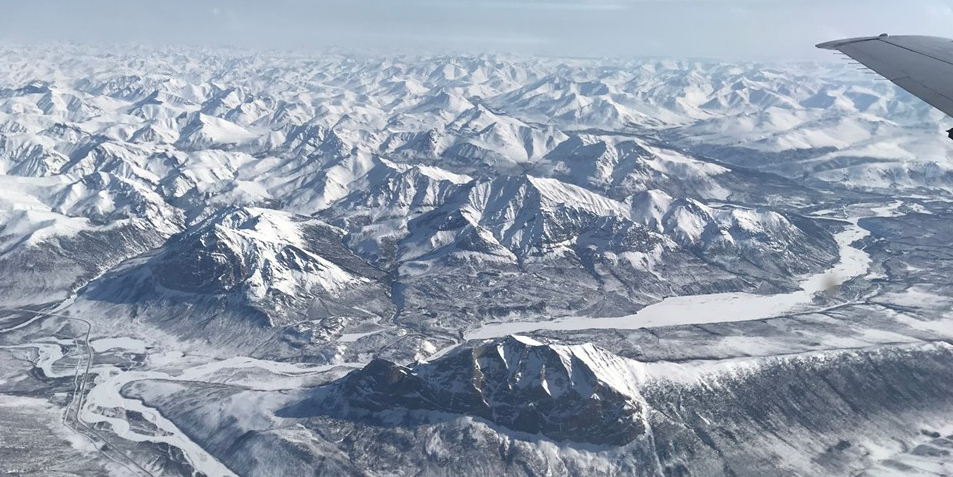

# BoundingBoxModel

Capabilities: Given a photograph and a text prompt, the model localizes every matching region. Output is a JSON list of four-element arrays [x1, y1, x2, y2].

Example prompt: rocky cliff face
[[128, 339, 953, 477], [295, 336, 647, 445], [5, 43, 953, 477]]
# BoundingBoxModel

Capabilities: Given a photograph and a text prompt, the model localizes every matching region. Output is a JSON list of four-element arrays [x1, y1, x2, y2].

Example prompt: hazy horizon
[[2, 0, 952, 60]]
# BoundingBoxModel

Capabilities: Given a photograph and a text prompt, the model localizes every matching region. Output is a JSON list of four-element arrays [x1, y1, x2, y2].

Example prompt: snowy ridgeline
[[2, 42, 951, 356], [4, 44, 953, 362], [3, 43, 953, 477], [130, 336, 953, 477], [0, 43, 909, 336]]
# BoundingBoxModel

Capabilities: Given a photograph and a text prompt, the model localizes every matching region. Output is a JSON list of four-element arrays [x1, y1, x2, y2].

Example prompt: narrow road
[[0, 307, 156, 477], [1, 306, 356, 477]]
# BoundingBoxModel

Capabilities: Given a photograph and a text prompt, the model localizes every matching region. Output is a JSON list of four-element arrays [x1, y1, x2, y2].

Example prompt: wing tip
[[816, 34, 888, 51]]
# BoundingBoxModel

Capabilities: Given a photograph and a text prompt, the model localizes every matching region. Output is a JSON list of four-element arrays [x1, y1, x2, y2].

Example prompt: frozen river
[[466, 206, 895, 341]]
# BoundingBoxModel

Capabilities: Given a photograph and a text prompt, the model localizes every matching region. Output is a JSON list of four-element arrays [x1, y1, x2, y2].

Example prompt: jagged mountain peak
[[461, 174, 633, 222], [293, 335, 647, 445], [77, 205, 393, 330], [448, 103, 512, 131], [175, 112, 257, 150], [630, 188, 676, 226], [438, 335, 644, 399], [408, 89, 475, 115]]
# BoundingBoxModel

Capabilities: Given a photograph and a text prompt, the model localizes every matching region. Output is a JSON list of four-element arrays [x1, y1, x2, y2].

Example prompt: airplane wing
[[817, 35, 953, 118]]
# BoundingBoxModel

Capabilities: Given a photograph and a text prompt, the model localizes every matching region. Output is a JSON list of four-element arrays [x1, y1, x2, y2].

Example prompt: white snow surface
[[2, 43, 953, 477], [467, 208, 879, 339]]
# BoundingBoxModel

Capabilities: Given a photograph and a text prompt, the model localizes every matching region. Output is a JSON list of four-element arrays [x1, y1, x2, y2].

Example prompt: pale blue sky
[[2, 0, 952, 59]]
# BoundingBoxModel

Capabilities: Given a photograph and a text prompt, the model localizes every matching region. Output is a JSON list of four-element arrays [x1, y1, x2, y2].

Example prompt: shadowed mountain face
[[132, 339, 953, 477], [4, 43, 953, 477], [287, 336, 647, 445], [82, 207, 395, 331], [0, 45, 876, 345], [281, 337, 953, 458]]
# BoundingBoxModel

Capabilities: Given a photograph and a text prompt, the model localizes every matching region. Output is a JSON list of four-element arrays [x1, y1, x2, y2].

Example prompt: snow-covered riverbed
[[1, 311, 361, 477], [80, 354, 356, 477], [466, 207, 892, 341]]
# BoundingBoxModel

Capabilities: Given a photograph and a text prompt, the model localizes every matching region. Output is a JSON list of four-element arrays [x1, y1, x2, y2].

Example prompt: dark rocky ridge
[[285, 336, 647, 446]]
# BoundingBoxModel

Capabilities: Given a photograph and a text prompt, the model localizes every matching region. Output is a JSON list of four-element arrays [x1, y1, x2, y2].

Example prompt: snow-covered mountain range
[[2, 43, 952, 477], [0, 44, 876, 341]]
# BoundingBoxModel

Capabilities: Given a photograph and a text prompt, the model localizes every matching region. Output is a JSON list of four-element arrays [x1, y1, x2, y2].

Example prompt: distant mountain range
[[1, 46, 887, 346], [2, 44, 952, 477]]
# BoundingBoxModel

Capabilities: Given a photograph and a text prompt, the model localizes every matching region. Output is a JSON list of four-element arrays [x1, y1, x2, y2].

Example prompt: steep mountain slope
[[290, 335, 647, 445], [0, 45, 917, 344], [77, 207, 394, 350], [2, 44, 951, 477], [390, 173, 835, 330], [318, 158, 472, 267], [0, 172, 179, 306], [128, 339, 953, 477]]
